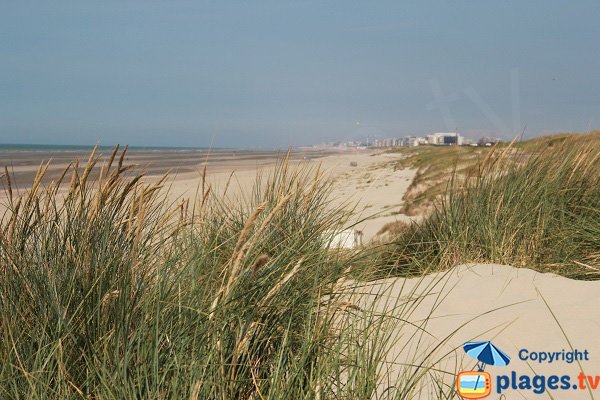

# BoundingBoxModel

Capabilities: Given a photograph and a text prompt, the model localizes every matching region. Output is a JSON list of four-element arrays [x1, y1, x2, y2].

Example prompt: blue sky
[[1, 1, 599, 148]]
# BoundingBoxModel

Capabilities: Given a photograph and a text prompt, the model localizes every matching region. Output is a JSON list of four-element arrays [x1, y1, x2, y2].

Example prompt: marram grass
[[3, 134, 594, 399], [382, 132, 600, 279], [0, 147, 459, 399]]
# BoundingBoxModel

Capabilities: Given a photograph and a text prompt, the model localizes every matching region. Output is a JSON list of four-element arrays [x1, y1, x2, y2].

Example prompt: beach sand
[[0, 147, 417, 242], [0, 148, 325, 188], [159, 150, 419, 242], [160, 150, 599, 398], [2, 147, 598, 398], [346, 264, 600, 399]]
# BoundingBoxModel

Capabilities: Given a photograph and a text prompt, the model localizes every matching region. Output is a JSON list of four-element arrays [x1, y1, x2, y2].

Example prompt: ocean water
[[0, 143, 222, 153]]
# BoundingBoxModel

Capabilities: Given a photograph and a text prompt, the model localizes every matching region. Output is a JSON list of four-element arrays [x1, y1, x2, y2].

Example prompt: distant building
[[396, 136, 428, 147], [366, 133, 469, 148], [477, 137, 504, 146], [426, 132, 464, 146], [372, 137, 403, 148], [416, 137, 428, 146]]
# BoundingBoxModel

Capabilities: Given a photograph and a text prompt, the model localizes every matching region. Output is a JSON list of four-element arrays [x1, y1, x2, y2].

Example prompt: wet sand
[[0, 147, 330, 189], [0, 147, 418, 243]]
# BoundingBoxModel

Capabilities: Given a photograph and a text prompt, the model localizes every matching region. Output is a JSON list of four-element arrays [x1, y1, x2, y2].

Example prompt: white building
[[399, 136, 428, 147], [426, 132, 464, 146]]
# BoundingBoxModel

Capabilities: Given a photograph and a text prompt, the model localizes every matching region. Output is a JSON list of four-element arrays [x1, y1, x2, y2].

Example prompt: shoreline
[[0, 147, 342, 188], [0, 147, 419, 244]]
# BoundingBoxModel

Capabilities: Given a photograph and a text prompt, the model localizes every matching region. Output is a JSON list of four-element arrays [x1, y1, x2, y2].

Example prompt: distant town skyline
[[1, 1, 599, 148]]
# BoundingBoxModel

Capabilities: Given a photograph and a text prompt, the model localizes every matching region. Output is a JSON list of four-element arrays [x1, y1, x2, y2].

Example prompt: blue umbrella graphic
[[463, 341, 511, 392], [463, 341, 511, 371]]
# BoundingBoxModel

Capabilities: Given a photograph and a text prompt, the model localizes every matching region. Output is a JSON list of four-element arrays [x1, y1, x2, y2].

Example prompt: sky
[[1, 1, 599, 148]]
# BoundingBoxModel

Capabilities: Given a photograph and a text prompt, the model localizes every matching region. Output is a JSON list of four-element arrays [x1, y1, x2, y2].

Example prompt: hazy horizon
[[2, 1, 599, 148]]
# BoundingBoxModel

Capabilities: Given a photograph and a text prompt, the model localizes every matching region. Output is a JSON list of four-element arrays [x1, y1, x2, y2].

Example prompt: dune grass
[[3, 132, 595, 399], [389, 145, 494, 216], [0, 147, 462, 399], [382, 132, 600, 279]]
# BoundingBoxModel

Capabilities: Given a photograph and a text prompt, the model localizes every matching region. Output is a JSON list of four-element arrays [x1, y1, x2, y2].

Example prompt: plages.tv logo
[[456, 341, 511, 399]]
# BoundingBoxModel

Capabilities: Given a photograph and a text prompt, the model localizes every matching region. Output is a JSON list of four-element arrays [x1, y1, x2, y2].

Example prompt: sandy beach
[[158, 150, 419, 242], [4, 3, 599, 397], [0, 147, 328, 189], [0, 148, 418, 243], [1, 145, 598, 399]]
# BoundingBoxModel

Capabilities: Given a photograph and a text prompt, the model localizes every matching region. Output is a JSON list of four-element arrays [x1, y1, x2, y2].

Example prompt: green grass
[[2, 132, 596, 399], [381, 132, 600, 279], [389, 131, 599, 217], [0, 147, 460, 399], [389, 145, 495, 215]]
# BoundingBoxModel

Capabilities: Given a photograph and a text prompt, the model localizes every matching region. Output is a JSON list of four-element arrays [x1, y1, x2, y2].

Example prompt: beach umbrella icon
[[463, 341, 511, 370]]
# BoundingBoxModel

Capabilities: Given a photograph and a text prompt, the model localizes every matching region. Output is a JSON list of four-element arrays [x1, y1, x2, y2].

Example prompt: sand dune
[[346, 264, 600, 399], [3, 147, 597, 399]]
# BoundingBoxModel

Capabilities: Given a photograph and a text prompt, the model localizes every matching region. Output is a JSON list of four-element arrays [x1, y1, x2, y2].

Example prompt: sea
[[0, 143, 224, 153]]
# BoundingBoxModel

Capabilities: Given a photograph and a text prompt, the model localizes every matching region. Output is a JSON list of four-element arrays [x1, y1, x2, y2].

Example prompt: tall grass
[[389, 145, 494, 216], [0, 147, 460, 399], [383, 132, 600, 279]]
